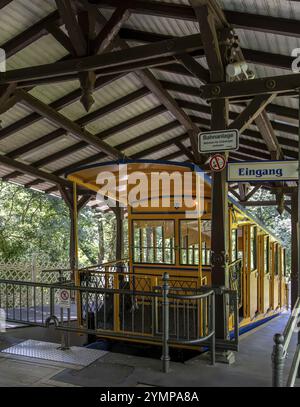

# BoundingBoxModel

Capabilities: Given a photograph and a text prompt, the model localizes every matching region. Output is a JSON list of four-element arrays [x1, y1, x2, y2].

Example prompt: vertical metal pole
[[211, 292, 215, 365], [161, 272, 170, 373], [272, 333, 285, 387]]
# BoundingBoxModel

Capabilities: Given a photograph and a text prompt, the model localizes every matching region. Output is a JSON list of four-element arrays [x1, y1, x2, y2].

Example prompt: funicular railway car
[[67, 160, 288, 347]]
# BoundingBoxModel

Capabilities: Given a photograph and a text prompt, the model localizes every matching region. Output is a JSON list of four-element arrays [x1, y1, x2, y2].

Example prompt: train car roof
[[66, 159, 285, 246]]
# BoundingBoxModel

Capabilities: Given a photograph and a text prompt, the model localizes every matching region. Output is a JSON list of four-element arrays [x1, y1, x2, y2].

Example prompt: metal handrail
[[79, 258, 129, 271], [272, 297, 300, 387], [0, 274, 216, 373]]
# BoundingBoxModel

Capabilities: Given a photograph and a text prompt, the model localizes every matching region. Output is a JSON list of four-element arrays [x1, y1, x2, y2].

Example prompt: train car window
[[250, 226, 257, 270], [133, 220, 175, 264], [231, 229, 238, 261], [264, 236, 269, 274], [201, 220, 211, 265], [180, 220, 199, 265]]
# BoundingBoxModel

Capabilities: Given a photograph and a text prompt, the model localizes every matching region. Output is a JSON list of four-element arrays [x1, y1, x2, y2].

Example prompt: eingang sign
[[227, 160, 299, 182]]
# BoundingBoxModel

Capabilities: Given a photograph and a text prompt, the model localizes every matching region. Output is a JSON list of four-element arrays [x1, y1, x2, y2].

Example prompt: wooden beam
[[16, 90, 124, 159], [0, 34, 203, 85], [229, 187, 241, 201], [0, 153, 71, 188], [96, 0, 300, 38], [0, 0, 12, 9], [175, 53, 209, 83], [255, 110, 283, 159], [228, 94, 276, 133], [240, 200, 291, 207], [192, 3, 224, 82], [0, 73, 123, 141], [244, 184, 262, 201], [92, 3, 132, 54], [55, 0, 87, 56], [174, 141, 195, 161], [201, 73, 300, 100], [1, 10, 61, 58], [191, 0, 229, 341], [47, 24, 76, 55], [119, 27, 293, 72], [0, 83, 17, 106]]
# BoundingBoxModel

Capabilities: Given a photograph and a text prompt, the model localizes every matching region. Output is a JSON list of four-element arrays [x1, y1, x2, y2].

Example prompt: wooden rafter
[[92, 2, 132, 54], [0, 34, 204, 85], [55, 0, 87, 56], [15, 90, 124, 160], [95, 0, 300, 38], [228, 94, 277, 133]]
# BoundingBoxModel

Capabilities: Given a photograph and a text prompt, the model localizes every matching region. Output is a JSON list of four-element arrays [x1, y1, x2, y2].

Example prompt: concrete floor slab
[[0, 311, 298, 387]]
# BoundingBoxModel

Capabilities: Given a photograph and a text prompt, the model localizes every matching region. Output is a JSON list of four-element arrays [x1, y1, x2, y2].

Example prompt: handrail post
[[161, 272, 170, 373], [272, 333, 285, 387]]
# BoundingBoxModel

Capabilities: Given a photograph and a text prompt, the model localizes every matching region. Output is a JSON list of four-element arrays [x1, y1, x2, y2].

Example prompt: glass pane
[[250, 226, 257, 270], [180, 220, 199, 265], [264, 237, 269, 274], [201, 220, 211, 266], [132, 220, 175, 264], [231, 229, 237, 261]]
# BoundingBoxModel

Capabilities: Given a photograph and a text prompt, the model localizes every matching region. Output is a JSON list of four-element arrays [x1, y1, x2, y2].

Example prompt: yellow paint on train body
[[67, 160, 288, 346]]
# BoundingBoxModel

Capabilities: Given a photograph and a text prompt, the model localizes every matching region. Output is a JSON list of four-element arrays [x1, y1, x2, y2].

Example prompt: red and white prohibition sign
[[209, 154, 226, 172]]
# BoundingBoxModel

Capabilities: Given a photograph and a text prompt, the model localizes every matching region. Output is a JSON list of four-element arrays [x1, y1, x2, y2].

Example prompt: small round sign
[[209, 154, 226, 172], [60, 289, 69, 301]]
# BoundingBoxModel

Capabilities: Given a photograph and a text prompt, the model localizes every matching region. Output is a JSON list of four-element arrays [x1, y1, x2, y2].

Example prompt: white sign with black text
[[227, 160, 299, 182], [198, 129, 239, 153], [58, 289, 71, 309]]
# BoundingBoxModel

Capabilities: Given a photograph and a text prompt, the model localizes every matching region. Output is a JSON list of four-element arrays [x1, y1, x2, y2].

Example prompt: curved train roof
[[67, 159, 285, 246]]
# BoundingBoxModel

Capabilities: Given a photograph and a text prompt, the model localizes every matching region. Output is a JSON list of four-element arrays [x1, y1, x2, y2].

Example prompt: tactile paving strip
[[1, 339, 107, 366]]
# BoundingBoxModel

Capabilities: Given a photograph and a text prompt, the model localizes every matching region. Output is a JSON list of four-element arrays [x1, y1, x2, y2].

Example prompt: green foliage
[[0, 181, 120, 266], [247, 189, 291, 276]]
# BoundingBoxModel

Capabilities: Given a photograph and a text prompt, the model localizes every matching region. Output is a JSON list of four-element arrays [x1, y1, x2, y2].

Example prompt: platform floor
[[0, 311, 297, 387]]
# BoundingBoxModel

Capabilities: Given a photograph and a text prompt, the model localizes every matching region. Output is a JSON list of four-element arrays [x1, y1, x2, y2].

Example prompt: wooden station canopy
[[0, 0, 299, 206]]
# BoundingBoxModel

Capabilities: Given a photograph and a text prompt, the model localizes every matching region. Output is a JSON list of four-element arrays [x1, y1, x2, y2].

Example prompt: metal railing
[[0, 273, 221, 372], [272, 297, 300, 387]]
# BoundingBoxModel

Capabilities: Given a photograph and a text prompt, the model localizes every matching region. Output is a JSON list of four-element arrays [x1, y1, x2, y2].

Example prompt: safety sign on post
[[209, 154, 227, 172], [58, 288, 71, 309], [198, 129, 239, 153]]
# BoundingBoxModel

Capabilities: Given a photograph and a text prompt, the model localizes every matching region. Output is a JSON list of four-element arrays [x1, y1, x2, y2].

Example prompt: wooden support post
[[192, 1, 230, 340], [59, 184, 92, 277], [291, 190, 298, 308], [112, 202, 124, 261]]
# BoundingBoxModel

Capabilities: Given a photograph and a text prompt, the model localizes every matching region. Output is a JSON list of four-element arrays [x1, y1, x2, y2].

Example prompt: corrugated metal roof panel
[[0, 103, 33, 128], [0, 118, 58, 153], [124, 126, 185, 156], [59, 73, 143, 122], [218, 0, 300, 20], [85, 94, 161, 135], [105, 111, 176, 146], [29, 80, 80, 106], [0, 0, 55, 45], [7, 33, 67, 70]]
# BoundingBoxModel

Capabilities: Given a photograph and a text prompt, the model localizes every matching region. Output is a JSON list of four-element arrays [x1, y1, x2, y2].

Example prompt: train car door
[[249, 225, 259, 319], [260, 235, 270, 314], [271, 242, 280, 310]]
